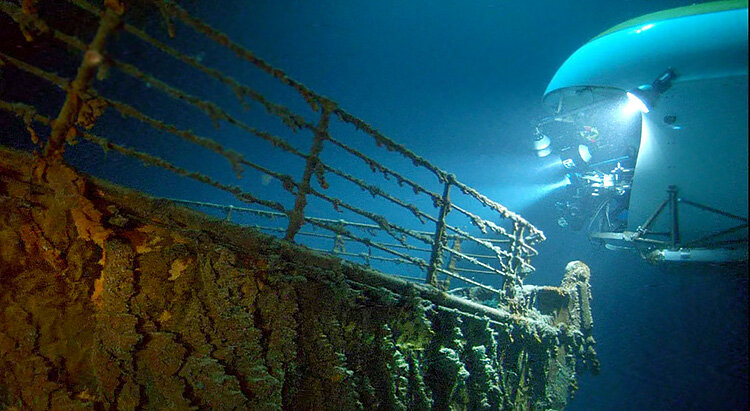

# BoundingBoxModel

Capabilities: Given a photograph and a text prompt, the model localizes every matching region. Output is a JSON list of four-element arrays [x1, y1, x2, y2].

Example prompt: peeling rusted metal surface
[[0, 147, 595, 409]]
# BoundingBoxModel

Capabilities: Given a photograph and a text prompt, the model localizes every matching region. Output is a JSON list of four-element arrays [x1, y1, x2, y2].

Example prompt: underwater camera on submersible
[[532, 1, 748, 263]]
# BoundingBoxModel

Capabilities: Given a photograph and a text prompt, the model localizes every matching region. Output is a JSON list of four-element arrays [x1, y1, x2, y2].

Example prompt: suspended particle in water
[[261, 174, 273, 186]]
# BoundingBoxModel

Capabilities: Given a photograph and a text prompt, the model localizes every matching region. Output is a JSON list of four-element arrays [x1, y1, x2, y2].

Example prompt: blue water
[[159, 1, 749, 409], [3, 0, 747, 408]]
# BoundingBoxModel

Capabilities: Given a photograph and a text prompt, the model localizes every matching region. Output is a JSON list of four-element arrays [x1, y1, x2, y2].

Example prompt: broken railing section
[[0, 0, 545, 295]]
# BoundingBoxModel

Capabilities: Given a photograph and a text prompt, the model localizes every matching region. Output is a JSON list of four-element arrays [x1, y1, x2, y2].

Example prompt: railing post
[[502, 222, 522, 299], [285, 108, 330, 241], [45, 3, 122, 159], [447, 237, 461, 274], [510, 223, 526, 281], [426, 182, 451, 286], [668, 185, 680, 248]]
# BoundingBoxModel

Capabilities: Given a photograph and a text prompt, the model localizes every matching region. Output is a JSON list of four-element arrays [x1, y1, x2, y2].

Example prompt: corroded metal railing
[[163, 198, 515, 282], [0, 0, 545, 293]]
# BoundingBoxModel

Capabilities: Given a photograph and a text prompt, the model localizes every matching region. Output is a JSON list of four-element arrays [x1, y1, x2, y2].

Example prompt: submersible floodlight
[[624, 90, 650, 114], [532, 130, 552, 157], [560, 144, 592, 170], [624, 68, 677, 114]]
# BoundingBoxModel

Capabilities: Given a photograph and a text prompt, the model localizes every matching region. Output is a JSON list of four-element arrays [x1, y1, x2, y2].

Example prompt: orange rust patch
[[70, 205, 111, 249], [26, 122, 40, 145], [76, 390, 97, 401], [121, 227, 149, 253], [168, 257, 193, 281], [91, 277, 104, 308], [170, 232, 191, 245], [158, 310, 172, 323], [131, 225, 166, 253]]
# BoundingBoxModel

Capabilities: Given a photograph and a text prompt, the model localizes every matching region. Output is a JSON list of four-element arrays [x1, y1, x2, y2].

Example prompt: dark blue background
[[3, 0, 746, 409], [178, 2, 746, 408]]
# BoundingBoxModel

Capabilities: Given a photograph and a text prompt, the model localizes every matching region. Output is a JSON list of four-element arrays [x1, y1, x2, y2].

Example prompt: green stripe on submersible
[[589, 0, 748, 42]]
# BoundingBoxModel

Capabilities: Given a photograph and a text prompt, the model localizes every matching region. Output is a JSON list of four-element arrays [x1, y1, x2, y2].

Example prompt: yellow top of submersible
[[590, 0, 748, 42]]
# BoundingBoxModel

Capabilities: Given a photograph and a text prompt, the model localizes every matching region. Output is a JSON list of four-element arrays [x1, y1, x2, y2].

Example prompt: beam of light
[[624, 91, 649, 115], [545, 174, 572, 191], [487, 175, 572, 212], [537, 156, 564, 174]]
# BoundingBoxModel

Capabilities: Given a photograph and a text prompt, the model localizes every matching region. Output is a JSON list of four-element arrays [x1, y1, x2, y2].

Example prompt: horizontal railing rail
[[0, 0, 544, 295]]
